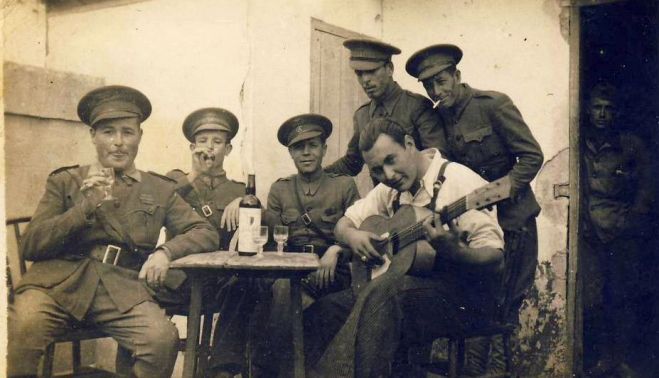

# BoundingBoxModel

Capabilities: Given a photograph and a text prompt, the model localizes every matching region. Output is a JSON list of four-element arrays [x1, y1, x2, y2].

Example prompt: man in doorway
[[406, 44, 544, 372], [580, 83, 653, 377], [325, 38, 446, 177], [8, 85, 218, 377], [305, 118, 505, 377]]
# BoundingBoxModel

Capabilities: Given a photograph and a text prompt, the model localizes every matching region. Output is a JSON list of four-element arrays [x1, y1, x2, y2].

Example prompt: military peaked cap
[[405, 44, 463, 81], [182, 107, 239, 142], [278, 113, 332, 147], [77, 85, 151, 127], [344, 38, 401, 70]]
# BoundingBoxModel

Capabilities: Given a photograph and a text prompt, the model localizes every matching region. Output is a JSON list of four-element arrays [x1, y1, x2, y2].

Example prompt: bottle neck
[[246, 174, 256, 195]]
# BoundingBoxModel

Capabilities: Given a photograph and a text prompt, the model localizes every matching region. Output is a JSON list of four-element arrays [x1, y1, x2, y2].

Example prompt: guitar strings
[[385, 197, 467, 243]]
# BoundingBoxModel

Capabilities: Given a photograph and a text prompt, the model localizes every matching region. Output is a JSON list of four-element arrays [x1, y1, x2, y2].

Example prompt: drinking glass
[[273, 225, 289, 255], [100, 168, 115, 201], [252, 226, 269, 256]]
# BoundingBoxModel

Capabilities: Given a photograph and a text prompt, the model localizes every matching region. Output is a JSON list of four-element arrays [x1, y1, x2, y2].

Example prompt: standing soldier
[[325, 38, 446, 177], [7, 85, 218, 377], [406, 44, 544, 372]]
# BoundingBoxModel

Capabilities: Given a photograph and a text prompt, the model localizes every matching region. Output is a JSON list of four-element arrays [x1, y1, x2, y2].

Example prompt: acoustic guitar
[[351, 176, 511, 292]]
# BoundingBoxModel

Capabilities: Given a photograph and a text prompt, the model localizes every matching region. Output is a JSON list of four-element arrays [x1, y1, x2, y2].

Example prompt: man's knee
[[140, 318, 179, 355], [10, 290, 66, 349]]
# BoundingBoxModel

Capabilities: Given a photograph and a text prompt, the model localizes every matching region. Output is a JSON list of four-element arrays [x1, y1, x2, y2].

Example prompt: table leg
[[183, 274, 202, 378], [290, 278, 305, 378]]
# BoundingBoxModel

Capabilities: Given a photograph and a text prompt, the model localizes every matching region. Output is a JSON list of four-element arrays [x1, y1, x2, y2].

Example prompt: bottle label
[[238, 208, 261, 254]]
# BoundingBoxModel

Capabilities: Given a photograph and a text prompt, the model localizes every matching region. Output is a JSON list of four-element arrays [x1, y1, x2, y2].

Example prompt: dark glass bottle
[[238, 174, 261, 256]]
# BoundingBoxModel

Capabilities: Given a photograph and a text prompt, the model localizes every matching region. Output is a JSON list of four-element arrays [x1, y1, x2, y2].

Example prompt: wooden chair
[[408, 248, 525, 378], [6, 217, 111, 377]]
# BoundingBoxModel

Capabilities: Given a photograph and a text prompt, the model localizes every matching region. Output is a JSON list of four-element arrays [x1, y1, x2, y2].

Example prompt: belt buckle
[[103, 245, 122, 265], [201, 205, 213, 217], [303, 244, 315, 254], [301, 213, 312, 226]]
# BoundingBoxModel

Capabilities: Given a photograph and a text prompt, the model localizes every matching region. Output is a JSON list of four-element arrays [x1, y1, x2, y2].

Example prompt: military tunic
[[166, 169, 245, 249], [11, 164, 217, 377], [326, 82, 447, 176], [581, 132, 654, 366], [17, 164, 218, 317], [436, 84, 543, 318], [265, 171, 360, 254]]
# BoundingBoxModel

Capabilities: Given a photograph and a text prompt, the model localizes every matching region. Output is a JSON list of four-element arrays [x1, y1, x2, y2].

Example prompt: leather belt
[[88, 244, 146, 270]]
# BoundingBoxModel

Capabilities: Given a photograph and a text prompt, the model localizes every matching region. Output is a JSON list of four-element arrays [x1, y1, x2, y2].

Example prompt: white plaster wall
[[46, 0, 251, 183], [45, 0, 383, 202], [246, 0, 382, 200], [383, 0, 570, 262], [3, 0, 47, 67]]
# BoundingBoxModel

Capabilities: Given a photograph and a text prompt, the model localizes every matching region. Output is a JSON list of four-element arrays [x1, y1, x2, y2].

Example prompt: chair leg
[[116, 345, 134, 376], [503, 333, 513, 378], [72, 340, 82, 374], [196, 313, 214, 378], [42, 343, 55, 378], [448, 338, 459, 378]]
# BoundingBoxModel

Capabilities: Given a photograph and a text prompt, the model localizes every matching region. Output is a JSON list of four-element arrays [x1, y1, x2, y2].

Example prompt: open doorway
[[578, 0, 658, 375]]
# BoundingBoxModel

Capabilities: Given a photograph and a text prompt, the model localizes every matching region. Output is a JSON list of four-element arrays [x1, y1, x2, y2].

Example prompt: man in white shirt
[[304, 118, 505, 377]]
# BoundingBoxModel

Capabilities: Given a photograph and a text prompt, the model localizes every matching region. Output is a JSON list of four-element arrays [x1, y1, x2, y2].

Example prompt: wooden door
[[310, 18, 373, 196]]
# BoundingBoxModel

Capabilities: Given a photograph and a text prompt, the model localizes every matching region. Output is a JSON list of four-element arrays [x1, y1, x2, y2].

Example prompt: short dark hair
[[589, 82, 617, 104], [359, 117, 407, 152]]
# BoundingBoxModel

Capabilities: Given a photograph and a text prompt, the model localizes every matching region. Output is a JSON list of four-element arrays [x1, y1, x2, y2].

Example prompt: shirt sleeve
[[489, 94, 544, 193], [443, 163, 504, 250], [344, 184, 392, 228]]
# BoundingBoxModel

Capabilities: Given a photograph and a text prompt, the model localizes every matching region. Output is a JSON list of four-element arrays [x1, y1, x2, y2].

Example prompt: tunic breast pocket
[[123, 204, 162, 244], [462, 126, 509, 175]]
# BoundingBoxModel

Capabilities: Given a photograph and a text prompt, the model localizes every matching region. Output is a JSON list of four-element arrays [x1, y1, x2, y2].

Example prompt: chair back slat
[[6, 217, 32, 289]]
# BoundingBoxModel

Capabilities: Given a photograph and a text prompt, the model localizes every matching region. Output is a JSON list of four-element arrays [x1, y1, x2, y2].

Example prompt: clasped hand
[[139, 249, 171, 289]]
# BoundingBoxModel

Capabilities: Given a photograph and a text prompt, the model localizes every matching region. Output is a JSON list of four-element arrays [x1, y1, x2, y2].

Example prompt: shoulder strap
[[292, 176, 334, 245], [427, 161, 450, 211]]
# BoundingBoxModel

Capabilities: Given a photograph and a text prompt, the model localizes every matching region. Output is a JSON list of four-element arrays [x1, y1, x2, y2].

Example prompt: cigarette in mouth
[[432, 99, 442, 109]]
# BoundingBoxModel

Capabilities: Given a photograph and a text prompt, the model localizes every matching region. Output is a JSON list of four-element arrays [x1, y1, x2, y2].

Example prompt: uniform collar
[[584, 132, 620, 154], [369, 81, 403, 118], [89, 161, 141, 182], [298, 169, 326, 183], [447, 83, 473, 120]]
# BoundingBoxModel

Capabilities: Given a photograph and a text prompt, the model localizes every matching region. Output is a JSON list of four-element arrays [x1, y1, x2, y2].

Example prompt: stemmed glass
[[273, 225, 289, 255], [252, 226, 269, 257], [100, 168, 115, 201]]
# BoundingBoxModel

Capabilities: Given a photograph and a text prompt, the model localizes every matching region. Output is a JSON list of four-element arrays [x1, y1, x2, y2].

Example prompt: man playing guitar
[[304, 117, 506, 377]]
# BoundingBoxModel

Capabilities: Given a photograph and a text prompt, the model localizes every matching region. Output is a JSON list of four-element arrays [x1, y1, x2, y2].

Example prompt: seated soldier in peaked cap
[[8, 85, 218, 378]]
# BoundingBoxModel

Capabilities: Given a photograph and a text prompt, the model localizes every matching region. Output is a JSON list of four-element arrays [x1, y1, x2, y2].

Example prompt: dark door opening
[[579, 0, 658, 375]]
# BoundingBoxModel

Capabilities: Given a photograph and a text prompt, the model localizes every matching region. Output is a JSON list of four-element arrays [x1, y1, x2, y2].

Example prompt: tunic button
[[591, 173, 598, 178]]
